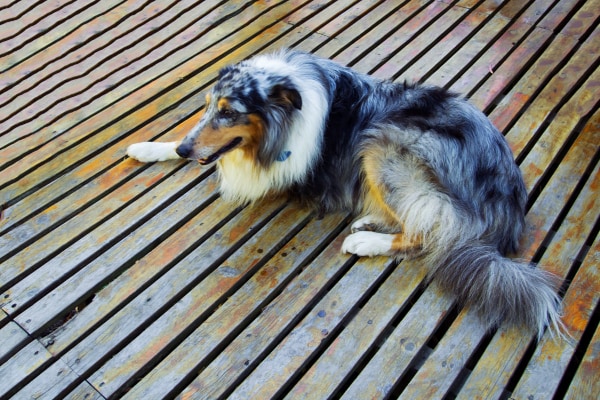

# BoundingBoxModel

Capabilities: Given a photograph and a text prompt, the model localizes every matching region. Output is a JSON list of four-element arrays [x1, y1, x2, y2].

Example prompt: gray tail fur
[[429, 241, 564, 339]]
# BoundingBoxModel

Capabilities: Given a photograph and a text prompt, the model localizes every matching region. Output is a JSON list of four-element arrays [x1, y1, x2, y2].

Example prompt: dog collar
[[277, 151, 291, 162]]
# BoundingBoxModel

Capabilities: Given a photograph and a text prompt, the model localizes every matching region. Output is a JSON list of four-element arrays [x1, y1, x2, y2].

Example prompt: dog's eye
[[219, 109, 236, 118]]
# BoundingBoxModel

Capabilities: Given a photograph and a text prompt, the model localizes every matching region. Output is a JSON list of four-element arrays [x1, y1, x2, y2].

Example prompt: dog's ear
[[269, 83, 302, 111]]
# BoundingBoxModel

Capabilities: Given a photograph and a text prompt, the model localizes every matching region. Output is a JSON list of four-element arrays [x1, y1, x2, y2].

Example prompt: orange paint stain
[[563, 283, 595, 333]]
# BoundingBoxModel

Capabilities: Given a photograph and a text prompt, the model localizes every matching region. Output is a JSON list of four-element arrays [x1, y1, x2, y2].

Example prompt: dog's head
[[176, 60, 303, 166]]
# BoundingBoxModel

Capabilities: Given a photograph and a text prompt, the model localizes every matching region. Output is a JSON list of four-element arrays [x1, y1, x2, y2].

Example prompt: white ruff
[[217, 54, 328, 204]]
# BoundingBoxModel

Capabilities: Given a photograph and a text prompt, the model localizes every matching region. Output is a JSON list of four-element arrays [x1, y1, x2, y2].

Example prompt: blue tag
[[276, 150, 291, 162]]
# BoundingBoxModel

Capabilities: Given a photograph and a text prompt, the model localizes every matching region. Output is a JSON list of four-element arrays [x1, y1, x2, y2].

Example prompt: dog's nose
[[175, 143, 193, 159]]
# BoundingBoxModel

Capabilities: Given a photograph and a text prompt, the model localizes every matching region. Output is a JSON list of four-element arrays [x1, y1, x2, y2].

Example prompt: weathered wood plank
[[400, 0, 503, 83], [511, 233, 600, 398], [14, 358, 103, 400], [0, 1, 37, 27], [34, 197, 284, 352], [226, 255, 393, 399], [399, 311, 487, 399], [329, 0, 430, 66], [371, 3, 470, 79], [11, 170, 221, 333], [313, 0, 405, 59], [279, 259, 428, 399], [0, 0, 234, 148], [0, 162, 202, 290], [68, 207, 317, 391], [0, 1, 167, 101], [120, 213, 346, 399], [497, 25, 599, 153], [181, 236, 383, 398], [0, 0, 78, 50], [425, 0, 529, 88], [457, 126, 600, 398], [0, 0, 218, 127], [0, 339, 52, 397], [566, 312, 600, 400], [351, 0, 455, 75], [538, 0, 598, 36], [0, 1, 302, 202], [516, 66, 600, 195], [0, 320, 29, 362], [339, 287, 453, 399], [449, 0, 557, 98], [467, 27, 552, 111], [20, 201, 310, 396]]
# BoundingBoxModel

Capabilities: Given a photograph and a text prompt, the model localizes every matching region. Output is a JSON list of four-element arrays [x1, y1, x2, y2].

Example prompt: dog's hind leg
[[342, 230, 423, 258], [344, 136, 456, 259]]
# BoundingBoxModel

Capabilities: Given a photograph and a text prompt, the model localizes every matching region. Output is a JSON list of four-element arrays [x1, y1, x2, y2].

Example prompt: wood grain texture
[[1, 1, 598, 398]]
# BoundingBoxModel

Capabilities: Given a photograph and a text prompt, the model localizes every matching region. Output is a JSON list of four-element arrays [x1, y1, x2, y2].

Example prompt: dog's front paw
[[127, 142, 180, 162], [342, 231, 393, 257]]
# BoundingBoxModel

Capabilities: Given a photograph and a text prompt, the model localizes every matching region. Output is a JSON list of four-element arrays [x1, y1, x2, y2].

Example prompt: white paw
[[351, 215, 381, 233], [126, 142, 180, 162], [342, 231, 393, 257]]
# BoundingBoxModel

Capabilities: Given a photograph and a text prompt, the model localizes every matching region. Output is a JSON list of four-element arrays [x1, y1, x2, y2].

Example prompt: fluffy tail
[[430, 242, 564, 339], [126, 141, 181, 162]]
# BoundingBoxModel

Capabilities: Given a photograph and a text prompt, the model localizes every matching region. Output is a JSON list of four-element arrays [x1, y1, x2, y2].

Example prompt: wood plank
[[516, 66, 600, 194], [371, 3, 469, 79], [313, 0, 405, 59], [20, 201, 310, 396], [182, 238, 388, 399], [0, 0, 75, 50], [0, 1, 168, 102], [275, 258, 428, 399], [448, 0, 557, 97], [425, 0, 530, 87], [0, 163, 203, 290], [275, 0, 367, 53], [119, 213, 346, 399], [57, 207, 315, 394], [0, 1, 37, 27], [339, 287, 453, 399], [12, 172, 223, 333], [0, 1, 303, 202], [467, 27, 551, 111], [493, 25, 599, 146], [566, 314, 600, 400], [10, 1, 123, 76], [400, 0, 502, 83], [511, 234, 600, 398], [330, 0, 430, 66], [399, 311, 487, 399], [0, 320, 29, 362], [32, 197, 284, 351], [350, 0, 455, 75], [0, 0, 229, 148], [456, 125, 600, 398], [0, 340, 52, 397], [13, 358, 102, 400]]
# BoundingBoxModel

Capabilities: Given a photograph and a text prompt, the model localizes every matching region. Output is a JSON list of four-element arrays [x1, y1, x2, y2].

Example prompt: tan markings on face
[[217, 97, 230, 112], [194, 113, 265, 159], [205, 92, 211, 105]]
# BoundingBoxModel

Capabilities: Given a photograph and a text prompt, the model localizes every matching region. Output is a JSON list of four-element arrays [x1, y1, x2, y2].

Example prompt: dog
[[127, 49, 563, 338]]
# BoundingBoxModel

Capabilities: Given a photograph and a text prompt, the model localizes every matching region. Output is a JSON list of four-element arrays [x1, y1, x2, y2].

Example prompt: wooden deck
[[0, 0, 598, 398]]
